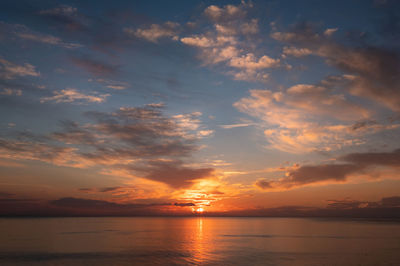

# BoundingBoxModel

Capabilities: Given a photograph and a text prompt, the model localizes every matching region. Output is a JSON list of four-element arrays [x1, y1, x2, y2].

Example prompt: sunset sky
[[1, 0, 400, 216]]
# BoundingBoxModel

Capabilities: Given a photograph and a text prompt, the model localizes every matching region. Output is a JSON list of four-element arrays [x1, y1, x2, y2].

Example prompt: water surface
[[0, 217, 399, 265]]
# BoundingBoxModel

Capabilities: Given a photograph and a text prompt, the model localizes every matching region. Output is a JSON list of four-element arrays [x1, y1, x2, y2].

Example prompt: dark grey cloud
[[98, 187, 123, 193], [272, 22, 400, 112], [0, 192, 15, 197], [78, 186, 128, 193], [137, 160, 214, 188], [174, 202, 195, 207], [50, 197, 169, 209], [39, 5, 90, 32], [381, 196, 400, 207], [207, 196, 400, 218], [340, 149, 400, 167], [70, 56, 119, 76], [326, 199, 368, 209], [1, 194, 399, 217], [257, 148, 400, 190]]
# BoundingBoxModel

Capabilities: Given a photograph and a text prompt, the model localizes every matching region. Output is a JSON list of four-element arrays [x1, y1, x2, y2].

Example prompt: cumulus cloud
[[125, 21, 179, 43], [282, 46, 312, 57], [256, 148, 400, 191], [229, 53, 280, 69], [204, 4, 248, 22], [40, 88, 110, 104], [0, 57, 40, 79], [178, 2, 279, 82], [124, 2, 279, 82]]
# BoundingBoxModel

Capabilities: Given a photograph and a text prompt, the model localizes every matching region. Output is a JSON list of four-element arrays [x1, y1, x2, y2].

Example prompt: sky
[[1, 0, 400, 217]]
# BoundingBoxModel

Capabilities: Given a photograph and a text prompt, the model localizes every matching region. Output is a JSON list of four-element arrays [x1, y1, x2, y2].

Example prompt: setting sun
[[192, 207, 204, 214]]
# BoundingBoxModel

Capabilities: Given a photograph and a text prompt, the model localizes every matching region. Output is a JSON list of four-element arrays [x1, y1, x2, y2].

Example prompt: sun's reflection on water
[[184, 217, 218, 265]]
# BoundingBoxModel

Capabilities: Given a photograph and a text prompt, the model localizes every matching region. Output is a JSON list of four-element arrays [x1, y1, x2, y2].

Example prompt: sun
[[192, 207, 204, 214]]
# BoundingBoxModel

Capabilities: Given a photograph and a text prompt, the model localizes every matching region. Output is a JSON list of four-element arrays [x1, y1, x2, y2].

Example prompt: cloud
[[234, 85, 375, 153], [204, 3, 249, 22], [340, 149, 400, 167], [0, 88, 22, 96], [209, 196, 400, 218], [128, 2, 278, 82], [256, 148, 400, 191], [16, 32, 82, 49], [39, 5, 77, 16], [40, 88, 110, 104], [220, 123, 253, 129], [0, 22, 82, 49], [125, 21, 179, 43], [0, 137, 82, 168], [98, 187, 123, 193], [70, 56, 118, 76], [174, 202, 195, 207], [282, 46, 312, 57], [256, 163, 362, 190], [48, 197, 172, 215], [0, 57, 40, 79], [323, 28, 338, 37], [2, 194, 399, 217], [88, 78, 129, 90], [137, 160, 214, 188], [380, 196, 400, 207], [1, 104, 214, 188], [271, 22, 400, 112], [39, 5, 89, 32], [179, 2, 279, 83], [229, 53, 280, 69]]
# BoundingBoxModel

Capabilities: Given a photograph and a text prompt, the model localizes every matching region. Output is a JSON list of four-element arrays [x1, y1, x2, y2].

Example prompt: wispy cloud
[[16, 32, 82, 49], [0, 57, 40, 79], [88, 78, 129, 90], [40, 88, 110, 104]]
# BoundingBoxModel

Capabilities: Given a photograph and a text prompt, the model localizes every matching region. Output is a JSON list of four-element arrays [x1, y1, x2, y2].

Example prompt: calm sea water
[[0, 217, 399, 265]]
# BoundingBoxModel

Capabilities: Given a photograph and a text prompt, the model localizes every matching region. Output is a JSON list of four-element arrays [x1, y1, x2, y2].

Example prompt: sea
[[0, 217, 399, 265]]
